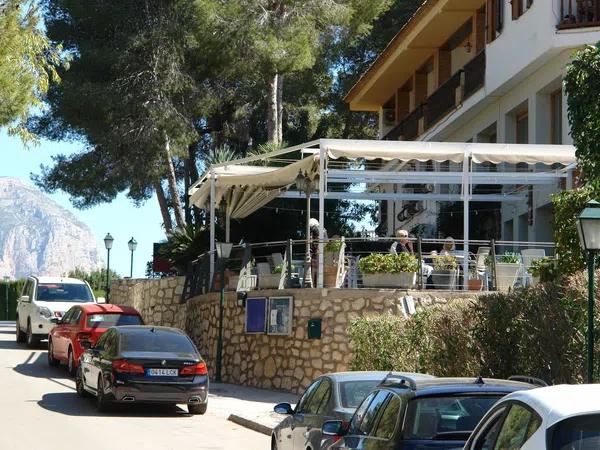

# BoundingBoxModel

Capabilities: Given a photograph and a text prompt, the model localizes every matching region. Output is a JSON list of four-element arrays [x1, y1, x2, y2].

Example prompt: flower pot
[[495, 263, 521, 291], [227, 275, 240, 291], [468, 279, 483, 291], [361, 272, 416, 289], [431, 270, 458, 290], [324, 251, 337, 267], [324, 265, 338, 288], [258, 273, 281, 289]]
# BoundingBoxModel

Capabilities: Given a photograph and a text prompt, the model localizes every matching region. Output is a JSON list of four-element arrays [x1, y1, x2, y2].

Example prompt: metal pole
[[106, 248, 111, 303], [130, 249, 134, 278], [4, 280, 8, 321], [318, 140, 326, 288], [588, 250, 595, 383], [303, 193, 312, 288], [462, 151, 470, 291], [216, 260, 225, 383], [209, 172, 216, 284]]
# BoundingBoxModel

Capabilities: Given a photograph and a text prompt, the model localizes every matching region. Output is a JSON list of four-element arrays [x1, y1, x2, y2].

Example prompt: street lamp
[[128, 237, 137, 278], [295, 170, 319, 288], [577, 200, 600, 383], [215, 241, 233, 383], [104, 233, 114, 303]]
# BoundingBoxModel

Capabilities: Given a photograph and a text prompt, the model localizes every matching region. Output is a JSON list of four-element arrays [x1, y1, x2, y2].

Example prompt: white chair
[[271, 253, 284, 267], [521, 249, 546, 285], [471, 247, 490, 290]]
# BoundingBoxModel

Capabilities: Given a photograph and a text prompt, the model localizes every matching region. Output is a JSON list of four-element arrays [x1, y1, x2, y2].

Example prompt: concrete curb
[[228, 414, 272, 436]]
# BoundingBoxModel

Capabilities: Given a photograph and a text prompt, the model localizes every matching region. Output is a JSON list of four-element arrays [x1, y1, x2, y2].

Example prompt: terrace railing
[[558, 0, 600, 29], [180, 236, 556, 302]]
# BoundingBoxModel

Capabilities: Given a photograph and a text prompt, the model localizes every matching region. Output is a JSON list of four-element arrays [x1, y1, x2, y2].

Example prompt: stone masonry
[[111, 278, 480, 394]]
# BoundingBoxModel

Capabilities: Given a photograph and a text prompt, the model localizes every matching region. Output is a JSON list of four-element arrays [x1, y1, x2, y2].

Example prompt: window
[[350, 391, 378, 433], [473, 407, 509, 450], [358, 391, 390, 436], [304, 378, 331, 415], [551, 414, 600, 449], [372, 395, 401, 440], [339, 380, 381, 409], [61, 308, 75, 324], [120, 330, 197, 354], [512, 0, 533, 20], [494, 404, 542, 450], [516, 111, 528, 144], [296, 380, 321, 413], [94, 332, 110, 351], [551, 89, 563, 144], [70, 309, 83, 325], [486, 0, 503, 43], [35, 283, 94, 303], [86, 313, 142, 328]]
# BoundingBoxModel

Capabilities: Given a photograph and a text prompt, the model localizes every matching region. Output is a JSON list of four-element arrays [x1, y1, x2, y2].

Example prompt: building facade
[[346, 0, 593, 242]]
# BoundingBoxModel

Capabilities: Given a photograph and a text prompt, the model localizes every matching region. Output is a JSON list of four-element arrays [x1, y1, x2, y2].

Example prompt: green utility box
[[307, 318, 322, 339]]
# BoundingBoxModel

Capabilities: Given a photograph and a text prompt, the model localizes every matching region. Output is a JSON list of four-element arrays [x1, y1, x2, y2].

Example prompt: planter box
[[432, 270, 458, 290], [258, 273, 281, 289], [227, 275, 239, 291], [362, 272, 416, 289], [324, 265, 339, 288], [495, 263, 521, 291], [468, 279, 484, 291]]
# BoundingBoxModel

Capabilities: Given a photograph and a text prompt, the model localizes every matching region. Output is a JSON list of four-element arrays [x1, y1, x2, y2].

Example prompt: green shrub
[[325, 239, 342, 253], [432, 255, 458, 271], [528, 258, 558, 282], [273, 263, 283, 274], [498, 252, 520, 264], [358, 253, 418, 274]]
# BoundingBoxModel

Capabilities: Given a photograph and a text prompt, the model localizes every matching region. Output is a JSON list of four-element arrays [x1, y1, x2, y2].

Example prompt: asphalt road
[[0, 321, 268, 450]]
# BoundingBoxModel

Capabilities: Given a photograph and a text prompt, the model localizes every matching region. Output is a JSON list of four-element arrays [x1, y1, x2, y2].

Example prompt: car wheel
[[67, 348, 76, 377], [96, 375, 110, 412], [75, 367, 89, 398], [47, 340, 59, 367], [26, 321, 39, 348], [188, 403, 207, 415], [15, 316, 26, 343]]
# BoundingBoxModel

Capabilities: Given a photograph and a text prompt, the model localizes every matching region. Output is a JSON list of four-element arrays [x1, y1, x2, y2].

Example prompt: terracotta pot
[[468, 279, 483, 291], [324, 265, 338, 288]]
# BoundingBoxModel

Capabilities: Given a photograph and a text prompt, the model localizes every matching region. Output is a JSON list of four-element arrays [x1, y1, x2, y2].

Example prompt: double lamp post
[[103, 233, 138, 303], [577, 200, 600, 383]]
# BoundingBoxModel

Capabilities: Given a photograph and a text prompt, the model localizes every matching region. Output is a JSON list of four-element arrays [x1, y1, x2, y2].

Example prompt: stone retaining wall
[[111, 278, 480, 393]]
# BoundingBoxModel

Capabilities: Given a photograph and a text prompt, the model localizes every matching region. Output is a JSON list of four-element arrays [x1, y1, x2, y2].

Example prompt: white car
[[16, 276, 98, 347], [464, 384, 600, 450]]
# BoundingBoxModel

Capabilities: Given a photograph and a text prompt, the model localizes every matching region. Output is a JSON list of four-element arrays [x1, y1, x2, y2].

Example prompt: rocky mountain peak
[[0, 177, 102, 279]]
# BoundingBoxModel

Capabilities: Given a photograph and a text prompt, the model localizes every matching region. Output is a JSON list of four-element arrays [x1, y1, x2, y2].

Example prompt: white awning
[[320, 139, 577, 165], [189, 155, 318, 219]]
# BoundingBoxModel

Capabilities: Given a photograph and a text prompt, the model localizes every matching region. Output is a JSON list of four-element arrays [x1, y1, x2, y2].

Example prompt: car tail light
[[112, 359, 145, 374], [180, 362, 208, 376], [76, 332, 91, 342]]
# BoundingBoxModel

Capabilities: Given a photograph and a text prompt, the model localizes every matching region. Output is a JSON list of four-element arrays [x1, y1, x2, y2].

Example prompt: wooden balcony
[[558, 0, 600, 29], [385, 50, 486, 141]]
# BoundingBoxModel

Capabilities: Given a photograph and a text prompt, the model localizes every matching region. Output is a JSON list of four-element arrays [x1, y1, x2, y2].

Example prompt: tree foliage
[[68, 267, 120, 296], [0, 0, 65, 142]]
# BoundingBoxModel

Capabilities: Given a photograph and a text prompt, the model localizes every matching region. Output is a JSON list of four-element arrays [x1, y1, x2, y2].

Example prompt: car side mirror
[[322, 420, 346, 437], [20, 295, 30, 303], [80, 340, 92, 350], [274, 403, 293, 415], [96, 297, 106, 304]]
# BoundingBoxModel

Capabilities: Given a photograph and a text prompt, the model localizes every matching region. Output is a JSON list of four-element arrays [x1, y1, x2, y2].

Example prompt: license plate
[[147, 368, 178, 376]]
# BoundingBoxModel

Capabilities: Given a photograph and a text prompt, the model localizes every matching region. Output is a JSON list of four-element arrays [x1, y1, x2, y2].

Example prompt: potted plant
[[358, 253, 418, 289], [431, 255, 458, 290], [527, 258, 556, 285], [324, 239, 343, 288], [494, 252, 521, 291], [468, 267, 484, 291]]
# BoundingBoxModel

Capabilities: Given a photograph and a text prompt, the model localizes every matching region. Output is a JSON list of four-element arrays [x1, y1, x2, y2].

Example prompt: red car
[[47, 303, 143, 375]]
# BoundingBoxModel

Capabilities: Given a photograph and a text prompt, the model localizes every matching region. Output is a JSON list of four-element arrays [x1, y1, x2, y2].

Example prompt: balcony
[[385, 50, 486, 141], [558, 0, 600, 29]]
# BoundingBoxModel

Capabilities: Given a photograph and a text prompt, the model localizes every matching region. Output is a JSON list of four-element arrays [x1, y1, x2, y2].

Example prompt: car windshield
[[404, 395, 502, 439], [340, 380, 382, 408], [86, 314, 142, 328], [551, 414, 600, 449], [120, 330, 197, 354], [36, 283, 94, 303]]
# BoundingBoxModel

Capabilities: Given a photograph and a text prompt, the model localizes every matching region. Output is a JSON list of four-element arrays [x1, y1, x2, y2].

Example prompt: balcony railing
[[558, 0, 600, 29], [385, 50, 486, 141]]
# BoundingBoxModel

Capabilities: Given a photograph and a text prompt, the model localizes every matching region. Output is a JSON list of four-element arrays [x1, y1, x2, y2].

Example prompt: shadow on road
[[38, 392, 192, 418], [12, 351, 72, 382]]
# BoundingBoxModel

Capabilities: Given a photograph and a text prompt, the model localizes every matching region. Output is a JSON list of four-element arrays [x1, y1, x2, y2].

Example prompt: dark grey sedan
[[271, 371, 434, 450]]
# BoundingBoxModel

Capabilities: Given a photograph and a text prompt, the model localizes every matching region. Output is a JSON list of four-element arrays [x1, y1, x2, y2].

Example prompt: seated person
[[389, 229, 413, 255], [440, 236, 456, 255]]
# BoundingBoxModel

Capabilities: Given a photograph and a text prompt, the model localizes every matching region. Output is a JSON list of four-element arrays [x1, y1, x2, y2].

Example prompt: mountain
[[0, 177, 103, 279]]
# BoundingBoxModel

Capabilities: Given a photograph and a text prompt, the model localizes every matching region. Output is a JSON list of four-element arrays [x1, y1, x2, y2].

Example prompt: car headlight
[[39, 306, 52, 319]]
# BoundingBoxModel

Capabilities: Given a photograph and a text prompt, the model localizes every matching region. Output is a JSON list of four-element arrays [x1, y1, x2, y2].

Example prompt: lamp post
[[128, 237, 137, 278], [3, 276, 9, 321], [215, 241, 233, 383], [104, 233, 114, 303], [576, 200, 600, 383], [295, 171, 319, 288]]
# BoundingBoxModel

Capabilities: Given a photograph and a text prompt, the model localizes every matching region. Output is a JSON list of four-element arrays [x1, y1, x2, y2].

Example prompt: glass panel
[[405, 395, 502, 439], [494, 404, 534, 450], [36, 283, 94, 303], [474, 408, 508, 450], [350, 391, 378, 434], [339, 380, 381, 409], [358, 391, 390, 436], [119, 330, 197, 353], [372, 395, 401, 439], [296, 380, 321, 413], [86, 314, 142, 328], [551, 414, 600, 450], [304, 379, 331, 415]]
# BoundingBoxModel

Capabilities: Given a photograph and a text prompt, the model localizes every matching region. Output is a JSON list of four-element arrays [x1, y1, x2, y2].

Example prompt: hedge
[[348, 271, 600, 384], [0, 280, 26, 320]]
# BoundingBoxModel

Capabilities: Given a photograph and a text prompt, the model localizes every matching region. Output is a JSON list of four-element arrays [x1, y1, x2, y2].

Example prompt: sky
[[1, 131, 166, 278]]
